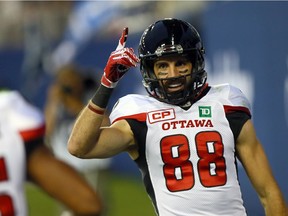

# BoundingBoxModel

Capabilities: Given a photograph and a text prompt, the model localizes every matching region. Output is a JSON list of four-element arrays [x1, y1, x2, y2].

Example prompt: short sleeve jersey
[[0, 91, 45, 216], [110, 84, 251, 216]]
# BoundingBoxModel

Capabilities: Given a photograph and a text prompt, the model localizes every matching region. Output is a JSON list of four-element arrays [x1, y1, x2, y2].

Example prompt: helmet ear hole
[[138, 18, 207, 105]]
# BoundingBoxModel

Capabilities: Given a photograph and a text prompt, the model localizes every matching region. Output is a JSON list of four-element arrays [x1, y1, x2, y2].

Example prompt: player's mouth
[[166, 82, 184, 92]]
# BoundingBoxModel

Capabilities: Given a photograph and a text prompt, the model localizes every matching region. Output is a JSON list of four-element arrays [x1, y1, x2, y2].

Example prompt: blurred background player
[[44, 64, 111, 215], [0, 89, 102, 216]]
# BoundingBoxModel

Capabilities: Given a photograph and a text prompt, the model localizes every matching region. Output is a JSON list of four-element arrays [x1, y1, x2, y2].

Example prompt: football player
[[68, 18, 287, 216]]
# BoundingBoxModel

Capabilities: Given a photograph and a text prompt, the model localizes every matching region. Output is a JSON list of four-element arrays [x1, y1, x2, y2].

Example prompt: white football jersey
[[0, 90, 45, 216], [110, 84, 251, 216]]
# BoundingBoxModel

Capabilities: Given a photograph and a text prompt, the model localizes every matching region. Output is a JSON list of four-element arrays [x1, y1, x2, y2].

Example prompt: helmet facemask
[[139, 18, 207, 106], [141, 49, 207, 106]]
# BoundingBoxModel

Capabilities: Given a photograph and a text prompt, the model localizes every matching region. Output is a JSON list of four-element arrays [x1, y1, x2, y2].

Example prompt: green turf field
[[25, 171, 156, 216]]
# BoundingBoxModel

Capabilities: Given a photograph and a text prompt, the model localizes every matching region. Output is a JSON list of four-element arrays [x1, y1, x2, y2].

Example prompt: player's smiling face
[[153, 56, 193, 93]]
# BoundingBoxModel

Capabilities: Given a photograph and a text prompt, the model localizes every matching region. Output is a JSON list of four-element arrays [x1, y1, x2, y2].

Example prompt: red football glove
[[101, 27, 140, 88]]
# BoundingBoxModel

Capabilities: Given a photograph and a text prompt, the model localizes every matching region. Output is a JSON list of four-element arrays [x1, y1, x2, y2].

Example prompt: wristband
[[91, 84, 113, 108], [88, 104, 105, 115]]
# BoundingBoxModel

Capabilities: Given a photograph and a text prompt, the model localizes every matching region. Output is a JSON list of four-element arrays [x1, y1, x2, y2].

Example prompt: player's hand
[[101, 27, 140, 88]]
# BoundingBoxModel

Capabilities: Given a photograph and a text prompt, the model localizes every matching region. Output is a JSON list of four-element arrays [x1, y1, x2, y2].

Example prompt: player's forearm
[[263, 201, 287, 216], [68, 103, 106, 158], [260, 186, 287, 216], [68, 79, 114, 156]]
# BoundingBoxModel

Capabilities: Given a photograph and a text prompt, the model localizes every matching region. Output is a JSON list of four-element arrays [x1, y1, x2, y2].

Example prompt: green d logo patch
[[199, 106, 212, 118]]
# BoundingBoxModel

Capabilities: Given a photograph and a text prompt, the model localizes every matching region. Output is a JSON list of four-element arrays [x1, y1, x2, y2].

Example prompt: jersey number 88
[[160, 131, 227, 192]]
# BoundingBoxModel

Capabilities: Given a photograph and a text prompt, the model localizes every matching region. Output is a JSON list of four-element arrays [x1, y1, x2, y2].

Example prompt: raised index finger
[[116, 27, 128, 51]]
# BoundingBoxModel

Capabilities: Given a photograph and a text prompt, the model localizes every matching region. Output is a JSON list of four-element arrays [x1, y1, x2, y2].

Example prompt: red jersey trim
[[112, 113, 147, 124], [19, 124, 46, 142], [224, 105, 251, 117]]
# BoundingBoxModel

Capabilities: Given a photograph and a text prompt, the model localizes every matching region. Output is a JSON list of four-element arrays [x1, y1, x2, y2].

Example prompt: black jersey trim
[[126, 119, 159, 214], [226, 111, 251, 142]]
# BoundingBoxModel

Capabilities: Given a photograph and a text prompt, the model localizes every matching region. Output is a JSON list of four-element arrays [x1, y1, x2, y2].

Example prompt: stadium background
[[1, 1, 287, 215]]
